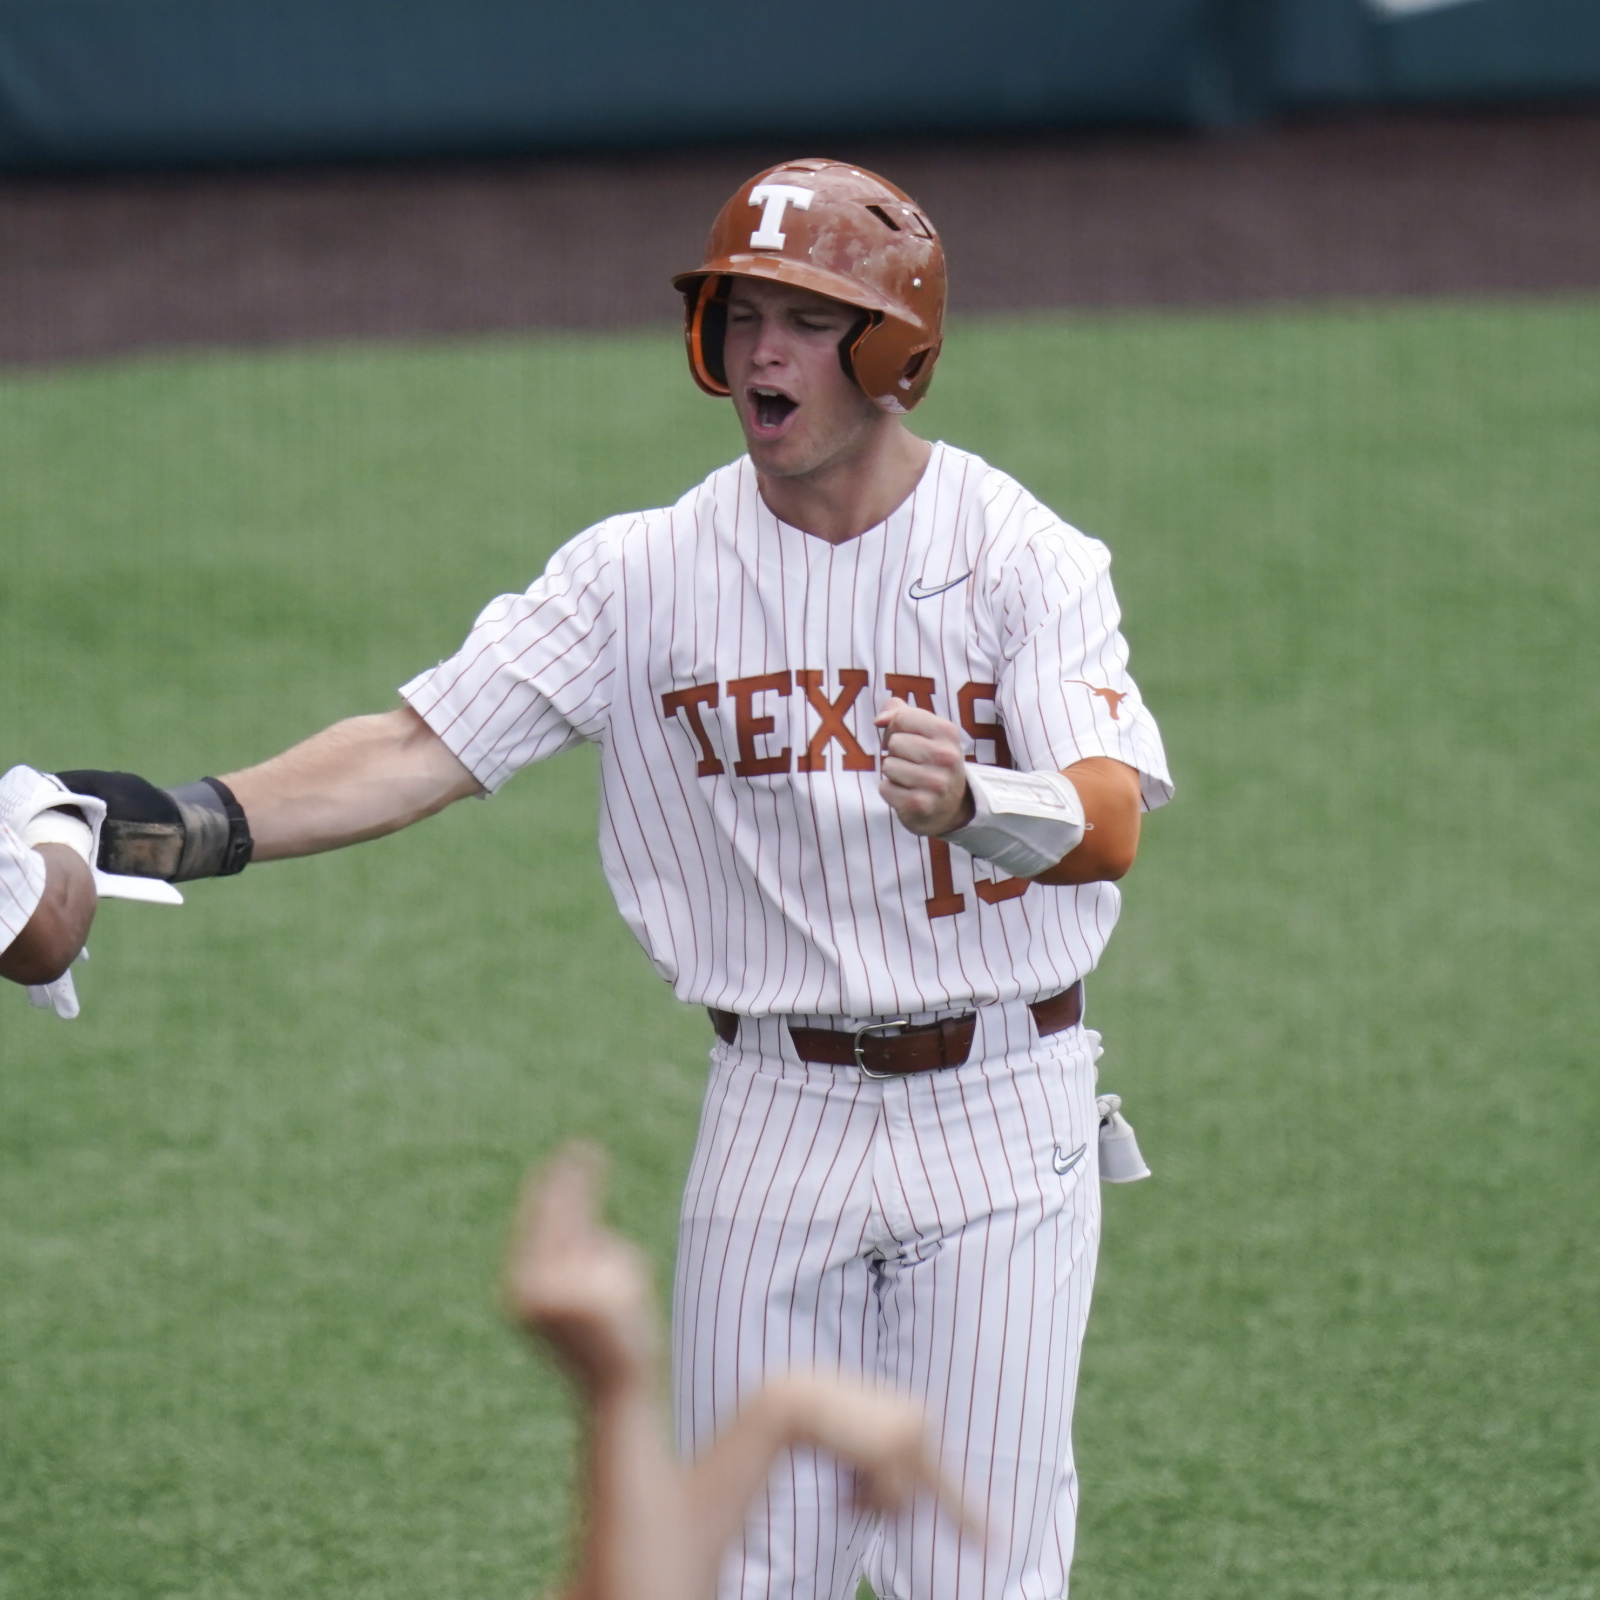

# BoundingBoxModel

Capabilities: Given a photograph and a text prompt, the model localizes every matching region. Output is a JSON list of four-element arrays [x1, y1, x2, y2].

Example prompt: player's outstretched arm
[[219, 707, 482, 862], [59, 706, 481, 881], [505, 1145, 960, 1600], [0, 843, 95, 986]]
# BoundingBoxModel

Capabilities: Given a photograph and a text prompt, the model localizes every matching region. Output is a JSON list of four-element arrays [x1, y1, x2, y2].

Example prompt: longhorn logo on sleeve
[[1066, 680, 1126, 720]]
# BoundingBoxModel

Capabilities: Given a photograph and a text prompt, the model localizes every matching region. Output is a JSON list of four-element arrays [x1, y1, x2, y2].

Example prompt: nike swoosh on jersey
[[907, 571, 973, 601], [1052, 1142, 1087, 1176]]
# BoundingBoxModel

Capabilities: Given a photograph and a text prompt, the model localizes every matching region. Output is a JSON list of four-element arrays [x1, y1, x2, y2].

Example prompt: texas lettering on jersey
[[660, 667, 1022, 919], [402, 441, 1172, 1017]]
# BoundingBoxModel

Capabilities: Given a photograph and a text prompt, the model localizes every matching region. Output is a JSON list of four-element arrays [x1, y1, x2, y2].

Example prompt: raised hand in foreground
[[504, 1144, 971, 1600]]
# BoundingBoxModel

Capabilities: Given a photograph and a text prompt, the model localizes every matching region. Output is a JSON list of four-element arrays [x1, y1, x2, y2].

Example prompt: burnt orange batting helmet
[[671, 158, 946, 414]]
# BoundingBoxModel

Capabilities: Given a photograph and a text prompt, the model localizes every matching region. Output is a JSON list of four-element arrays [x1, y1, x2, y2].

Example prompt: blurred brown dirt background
[[2, 103, 1598, 367]]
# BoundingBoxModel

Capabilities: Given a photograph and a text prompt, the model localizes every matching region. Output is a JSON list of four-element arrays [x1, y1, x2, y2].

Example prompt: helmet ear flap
[[838, 312, 876, 384], [685, 276, 731, 396], [899, 346, 934, 389], [701, 295, 729, 390], [850, 322, 942, 413]]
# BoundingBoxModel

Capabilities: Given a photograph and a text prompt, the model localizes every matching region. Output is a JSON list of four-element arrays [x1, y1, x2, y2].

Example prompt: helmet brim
[[672, 255, 921, 334]]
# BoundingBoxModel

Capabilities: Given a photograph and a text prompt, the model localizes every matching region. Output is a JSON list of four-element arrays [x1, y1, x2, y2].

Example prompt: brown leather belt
[[707, 981, 1083, 1078]]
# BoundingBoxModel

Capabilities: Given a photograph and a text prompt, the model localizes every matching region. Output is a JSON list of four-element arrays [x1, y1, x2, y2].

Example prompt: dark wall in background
[[0, 0, 1596, 170], [1273, 0, 1600, 104]]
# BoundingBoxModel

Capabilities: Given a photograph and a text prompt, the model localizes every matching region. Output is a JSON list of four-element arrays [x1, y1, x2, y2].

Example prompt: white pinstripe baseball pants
[[673, 1002, 1102, 1600]]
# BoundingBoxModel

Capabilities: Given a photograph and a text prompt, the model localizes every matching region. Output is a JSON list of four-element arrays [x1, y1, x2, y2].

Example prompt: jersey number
[[890, 675, 1029, 920]]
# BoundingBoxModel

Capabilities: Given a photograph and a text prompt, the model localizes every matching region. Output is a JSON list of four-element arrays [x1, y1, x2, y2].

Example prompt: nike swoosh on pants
[[1052, 1143, 1087, 1175]]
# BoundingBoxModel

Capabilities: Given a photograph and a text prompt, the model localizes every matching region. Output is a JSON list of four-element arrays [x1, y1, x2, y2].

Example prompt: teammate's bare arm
[[220, 707, 482, 862], [681, 1374, 965, 1576], [506, 1145, 689, 1600], [0, 844, 95, 985], [875, 696, 1141, 882], [505, 1146, 956, 1600]]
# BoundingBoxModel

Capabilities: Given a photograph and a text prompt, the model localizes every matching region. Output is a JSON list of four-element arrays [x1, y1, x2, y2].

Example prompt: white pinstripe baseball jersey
[[0, 822, 46, 955], [401, 442, 1171, 1018]]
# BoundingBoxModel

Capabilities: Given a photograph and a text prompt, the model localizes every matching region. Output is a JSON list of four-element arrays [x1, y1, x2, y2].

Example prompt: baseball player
[[0, 764, 184, 1018], [66, 158, 1172, 1599], [507, 1142, 963, 1600], [0, 765, 100, 1015]]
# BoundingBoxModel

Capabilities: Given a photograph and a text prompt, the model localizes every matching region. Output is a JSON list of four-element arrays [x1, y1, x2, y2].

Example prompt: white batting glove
[[4, 765, 183, 1022], [2, 766, 96, 1020], [0, 764, 106, 865], [1082, 1030, 1151, 1182], [92, 872, 183, 905], [28, 948, 87, 1020], [0, 763, 184, 903], [1097, 1093, 1151, 1183]]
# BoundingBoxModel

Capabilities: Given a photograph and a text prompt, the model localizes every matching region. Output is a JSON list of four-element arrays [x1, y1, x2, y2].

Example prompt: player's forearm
[[221, 708, 482, 862], [1030, 757, 1142, 885], [0, 845, 96, 985]]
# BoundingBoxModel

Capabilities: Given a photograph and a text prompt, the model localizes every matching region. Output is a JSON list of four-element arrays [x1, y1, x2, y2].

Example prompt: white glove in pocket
[[1097, 1093, 1151, 1183]]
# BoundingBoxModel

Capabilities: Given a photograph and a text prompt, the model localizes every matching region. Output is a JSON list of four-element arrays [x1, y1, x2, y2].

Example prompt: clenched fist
[[875, 696, 974, 837]]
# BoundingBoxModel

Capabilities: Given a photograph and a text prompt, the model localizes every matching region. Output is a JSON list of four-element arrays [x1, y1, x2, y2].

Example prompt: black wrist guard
[[55, 770, 254, 881], [167, 778, 254, 879]]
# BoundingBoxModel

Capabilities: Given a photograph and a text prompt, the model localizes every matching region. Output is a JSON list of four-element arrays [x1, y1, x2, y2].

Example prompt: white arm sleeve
[[941, 764, 1087, 877]]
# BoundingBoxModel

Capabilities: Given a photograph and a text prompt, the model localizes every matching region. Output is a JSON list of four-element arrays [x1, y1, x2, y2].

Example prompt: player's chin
[[739, 410, 811, 471]]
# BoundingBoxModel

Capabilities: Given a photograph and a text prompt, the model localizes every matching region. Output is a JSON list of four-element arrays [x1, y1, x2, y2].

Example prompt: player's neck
[[754, 423, 933, 546]]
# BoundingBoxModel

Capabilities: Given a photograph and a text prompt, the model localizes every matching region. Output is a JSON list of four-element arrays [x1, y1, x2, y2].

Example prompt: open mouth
[[750, 387, 799, 431]]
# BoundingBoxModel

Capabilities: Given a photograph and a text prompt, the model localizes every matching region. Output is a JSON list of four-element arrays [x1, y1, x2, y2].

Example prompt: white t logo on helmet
[[747, 184, 814, 250]]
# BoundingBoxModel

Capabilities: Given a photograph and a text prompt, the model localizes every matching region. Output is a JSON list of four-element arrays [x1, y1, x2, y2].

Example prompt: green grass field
[[2, 298, 1597, 1599]]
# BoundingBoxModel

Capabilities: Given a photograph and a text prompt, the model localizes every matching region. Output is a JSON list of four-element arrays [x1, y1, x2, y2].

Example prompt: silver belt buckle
[[853, 1018, 910, 1079]]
